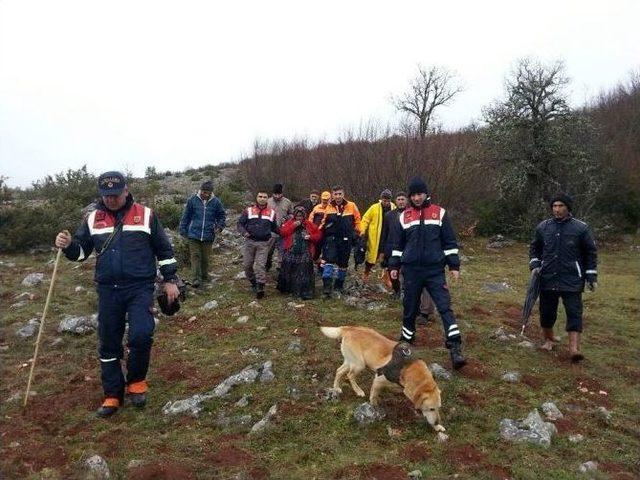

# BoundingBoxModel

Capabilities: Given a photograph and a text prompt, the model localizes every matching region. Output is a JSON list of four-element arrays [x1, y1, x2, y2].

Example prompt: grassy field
[[1, 238, 639, 479]]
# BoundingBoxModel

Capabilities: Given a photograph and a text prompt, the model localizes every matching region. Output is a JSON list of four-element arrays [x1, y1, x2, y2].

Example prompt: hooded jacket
[[361, 200, 396, 264]]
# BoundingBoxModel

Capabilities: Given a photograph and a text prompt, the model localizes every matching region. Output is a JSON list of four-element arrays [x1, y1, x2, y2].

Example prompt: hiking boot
[[96, 397, 120, 418], [256, 283, 265, 299], [250, 279, 258, 294], [447, 340, 467, 370], [334, 278, 345, 293], [322, 278, 333, 298], [568, 331, 584, 363], [127, 381, 147, 408]]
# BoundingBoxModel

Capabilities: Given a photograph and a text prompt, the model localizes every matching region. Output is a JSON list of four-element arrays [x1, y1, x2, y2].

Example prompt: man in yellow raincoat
[[360, 189, 395, 281]]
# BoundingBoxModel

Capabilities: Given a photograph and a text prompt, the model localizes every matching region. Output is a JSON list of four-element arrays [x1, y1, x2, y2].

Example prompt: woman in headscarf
[[277, 206, 322, 299]]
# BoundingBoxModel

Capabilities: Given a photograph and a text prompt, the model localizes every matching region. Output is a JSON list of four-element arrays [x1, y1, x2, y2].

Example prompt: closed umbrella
[[521, 268, 541, 335]]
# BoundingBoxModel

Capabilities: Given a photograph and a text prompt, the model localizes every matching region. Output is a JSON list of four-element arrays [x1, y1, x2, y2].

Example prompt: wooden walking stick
[[23, 248, 63, 408]]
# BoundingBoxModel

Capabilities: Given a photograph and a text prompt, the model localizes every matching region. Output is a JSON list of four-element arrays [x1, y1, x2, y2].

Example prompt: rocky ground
[[1, 234, 639, 479]]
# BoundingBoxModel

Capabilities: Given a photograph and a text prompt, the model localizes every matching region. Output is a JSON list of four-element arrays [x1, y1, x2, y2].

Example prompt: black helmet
[[155, 277, 187, 316]]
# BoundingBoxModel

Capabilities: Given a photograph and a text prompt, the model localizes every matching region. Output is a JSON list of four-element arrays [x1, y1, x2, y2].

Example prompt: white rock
[[596, 406, 612, 422], [83, 454, 110, 479], [502, 372, 521, 383], [202, 300, 219, 311], [21, 273, 44, 287], [408, 470, 423, 479], [234, 271, 246, 279], [542, 401, 564, 420], [58, 314, 98, 335], [517, 340, 535, 349], [437, 432, 450, 443], [579, 461, 598, 473], [236, 315, 250, 324], [429, 363, 452, 380], [568, 434, 584, 443], [249, 404, 277, 434]]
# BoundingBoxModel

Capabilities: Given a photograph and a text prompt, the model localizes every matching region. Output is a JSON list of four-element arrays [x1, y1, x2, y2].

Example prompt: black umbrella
[[353, 236, 366, 270], [521, 268, 541, 335]]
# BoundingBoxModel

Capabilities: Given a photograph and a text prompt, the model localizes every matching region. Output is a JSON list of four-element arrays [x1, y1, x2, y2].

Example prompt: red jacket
[[279, 219, 322, 256]]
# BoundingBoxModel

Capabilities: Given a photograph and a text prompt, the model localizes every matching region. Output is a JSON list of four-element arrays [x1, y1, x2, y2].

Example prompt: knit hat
[[408, 177, 429, 196], [273, 183, 283, 194], [321, 191, 331, 200], [294, 205, 307, 216], [380, 189, 392, 200], [200, 180, 213, 192], [550, 192, 573, 211]]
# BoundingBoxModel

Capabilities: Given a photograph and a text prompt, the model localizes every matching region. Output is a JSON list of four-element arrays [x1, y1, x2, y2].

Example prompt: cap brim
[[98, 187, 125, 196]]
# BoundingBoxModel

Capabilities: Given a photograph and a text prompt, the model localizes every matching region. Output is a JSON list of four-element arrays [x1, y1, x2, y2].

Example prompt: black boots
[[250, 279, 257, 294], [322, 278, 333, 298], [96, 398, 120, 418], [334, 278, 345, 293], [256, 282, 265, 299], [447, 339, 467, 370]]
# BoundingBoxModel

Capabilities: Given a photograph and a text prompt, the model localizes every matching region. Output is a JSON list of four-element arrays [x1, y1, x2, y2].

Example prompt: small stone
[[21, 273, 44, 287], [408, 470, 423, 479], [240, 347, 260, 356], [386, 425, 402, 438], [596, 406, 612, 422], [517, 340, 535, 349], [483, 282, 511, 293], [236, 315, 250, 324], [286, 385, 302, 400], [15, 318, 40, 338], [429, 363, 452, 380], [541, 401, 564, 420], [320, 388, 341, 403], [437, 432, 449, 443], [75, 286, 85, 293], [353, 402, 386, 425], [259, 361, 275, 382], [127, 460, 146, 469], [234, 271, 246, 279], [202, 300, 219, 311], [288, 338, 303, 354], [235, 395, 251, 408], [187, 316, 197, 322], [502, 372, 521, 383], [58, 314, 98, 335], [249, 404, 277, 434], [248, 300, 259, 308], [83, 454, 110, 479], [579, 461, 598, 473], [568, 434, 584, 443], [9, 441, 20, 448], [10, 301, 28, 309]]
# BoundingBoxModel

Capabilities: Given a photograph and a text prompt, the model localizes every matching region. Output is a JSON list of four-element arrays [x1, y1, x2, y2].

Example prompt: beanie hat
[[550, 192, 573, 211], [380, 189, 392, 200], [408, 177, 429, 196], [200, 180, 213, 191], [273, 183, 283, 194]]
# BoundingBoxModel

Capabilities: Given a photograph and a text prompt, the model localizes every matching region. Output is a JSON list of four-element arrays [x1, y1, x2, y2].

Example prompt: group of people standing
[[54, 171, 597, 418]]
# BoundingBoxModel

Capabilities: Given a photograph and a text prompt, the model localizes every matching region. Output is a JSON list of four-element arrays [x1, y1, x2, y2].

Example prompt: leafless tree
[[392, 65, 463, 138]]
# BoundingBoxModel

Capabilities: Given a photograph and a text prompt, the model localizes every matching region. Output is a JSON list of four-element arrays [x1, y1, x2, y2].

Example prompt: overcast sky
[[1, 0, 638, 188]]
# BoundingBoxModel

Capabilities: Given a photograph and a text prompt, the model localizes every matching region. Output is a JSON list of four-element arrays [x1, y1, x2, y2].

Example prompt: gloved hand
[[529, 259, 541, 271], [389, 268, 399, 280], [531, 267, 541, 277], [586, 274, 597, 292]]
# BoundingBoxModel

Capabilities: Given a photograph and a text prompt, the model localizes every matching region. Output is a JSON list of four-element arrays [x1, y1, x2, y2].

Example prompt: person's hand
[[164, 282, 180, 304], [449, 270, 460, 282], [531, 267, 541, 277], [389, 269, 399, 280], [55, 230, 72, 249], [587, 281, 597, 292]]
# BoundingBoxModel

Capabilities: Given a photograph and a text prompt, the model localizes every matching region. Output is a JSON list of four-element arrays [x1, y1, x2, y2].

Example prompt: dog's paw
[[332, 387, 343, 394], [355, 390, 366, 397], [437, 431, 449, 443], [434, 425, 446, 433]]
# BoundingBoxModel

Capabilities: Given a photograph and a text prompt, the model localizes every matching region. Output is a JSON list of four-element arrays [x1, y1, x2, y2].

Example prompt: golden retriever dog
[[320, 325, 445, 432]]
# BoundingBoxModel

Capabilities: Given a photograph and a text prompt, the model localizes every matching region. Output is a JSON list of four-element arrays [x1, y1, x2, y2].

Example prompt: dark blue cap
[[98, 171, 126, 196]]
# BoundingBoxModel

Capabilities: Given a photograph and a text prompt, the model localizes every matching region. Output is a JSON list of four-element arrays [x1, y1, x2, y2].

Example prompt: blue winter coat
[[179, 194, 226, 242]]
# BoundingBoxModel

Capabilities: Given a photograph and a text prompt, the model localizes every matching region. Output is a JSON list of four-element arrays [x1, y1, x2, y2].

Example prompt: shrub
[[155, 202, 183, 230]]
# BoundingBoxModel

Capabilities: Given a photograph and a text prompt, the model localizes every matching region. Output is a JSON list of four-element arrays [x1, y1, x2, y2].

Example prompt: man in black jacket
[[529, 193, 597, 362], [55, 171, 179, 417], [237, 190, 279, 298], [388, 178, 466, 369]]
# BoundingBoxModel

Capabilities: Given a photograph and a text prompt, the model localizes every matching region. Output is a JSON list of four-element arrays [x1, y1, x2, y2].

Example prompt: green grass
[[1, 238, 639, 479]]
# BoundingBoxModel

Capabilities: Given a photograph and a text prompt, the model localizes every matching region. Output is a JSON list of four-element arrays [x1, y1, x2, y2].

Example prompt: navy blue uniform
[[389, 201, 461, 345], [529, 216, 597, 332], [63, 194, 177, 400]]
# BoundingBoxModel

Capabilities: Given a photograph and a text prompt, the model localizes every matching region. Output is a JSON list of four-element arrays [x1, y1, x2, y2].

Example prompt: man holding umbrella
[[529, 193, 597, 362]]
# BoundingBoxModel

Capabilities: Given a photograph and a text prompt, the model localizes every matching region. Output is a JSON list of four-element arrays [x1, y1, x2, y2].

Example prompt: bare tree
[[392, 65, 463, 138]]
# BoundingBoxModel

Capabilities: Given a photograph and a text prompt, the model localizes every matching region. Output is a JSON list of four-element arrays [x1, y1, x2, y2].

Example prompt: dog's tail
[[320, 326, 343, 339]]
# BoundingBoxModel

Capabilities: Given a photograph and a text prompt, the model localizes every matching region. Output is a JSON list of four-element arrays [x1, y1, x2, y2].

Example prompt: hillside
[[1, 234, 638, 479]]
